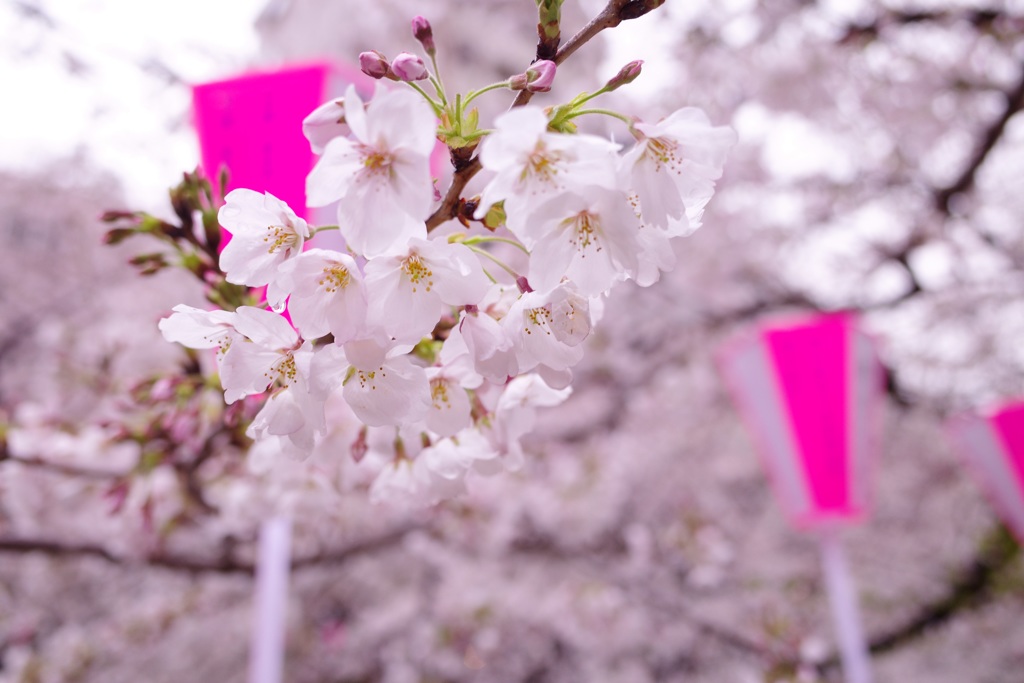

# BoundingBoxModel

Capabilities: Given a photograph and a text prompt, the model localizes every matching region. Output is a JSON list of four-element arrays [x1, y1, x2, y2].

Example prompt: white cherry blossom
[[363, 237, 490, 344], [526, 187, 642, 297], [246, 344, 323, 453], [423, 366, 474, 438], [312, 340, 432, 428], [158, 304, 239, 363], [476, 106, 620, 243], [623, 107, 736, 230], [480, 373, 572, 470], [218, 306, 305, 404], [218, 189, 310, 309], [503, 283, 592, 389], [277, 248, 368, 342], [306, 85, 437, 257]]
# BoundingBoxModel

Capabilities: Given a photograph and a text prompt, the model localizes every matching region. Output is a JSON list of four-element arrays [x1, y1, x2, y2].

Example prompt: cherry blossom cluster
[[160, 16, 735, 504]]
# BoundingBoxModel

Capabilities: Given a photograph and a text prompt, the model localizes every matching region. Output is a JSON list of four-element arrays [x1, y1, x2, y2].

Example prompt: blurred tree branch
[[0, 523, 422, 576]]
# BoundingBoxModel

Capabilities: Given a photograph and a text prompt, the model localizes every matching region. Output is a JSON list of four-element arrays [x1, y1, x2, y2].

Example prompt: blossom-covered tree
[[1, 2, 1023, 682]]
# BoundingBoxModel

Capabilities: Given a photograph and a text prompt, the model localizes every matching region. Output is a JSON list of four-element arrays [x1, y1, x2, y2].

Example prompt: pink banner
[[949, 401, 1024, 543], [193, 63, 332, 220], [718, 313, 885, 528]]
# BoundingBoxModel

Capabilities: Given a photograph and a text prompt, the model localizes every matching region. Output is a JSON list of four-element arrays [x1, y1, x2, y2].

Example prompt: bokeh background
[[2, 1, 1023, 681]]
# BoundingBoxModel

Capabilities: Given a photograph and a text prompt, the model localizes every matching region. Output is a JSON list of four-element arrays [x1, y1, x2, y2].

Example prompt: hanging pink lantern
[[718, 311, 886, 528], [192, 62, 346, 221], [949, 401, 1024, 544], [718, 312, 886, 683]]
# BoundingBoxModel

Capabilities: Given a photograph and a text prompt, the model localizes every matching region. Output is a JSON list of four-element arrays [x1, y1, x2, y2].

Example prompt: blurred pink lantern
[[193, 62, 446, 229], [718, 312, 886, 683], [949, 401, 1024, 544], [718, 311, 885, 528], [193, 62, 356, 221]]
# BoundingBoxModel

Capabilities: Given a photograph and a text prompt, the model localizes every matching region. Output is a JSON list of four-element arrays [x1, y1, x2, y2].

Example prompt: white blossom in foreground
[[218, 189, 309, 309], [476, 106, 620, 243], [363, 237, 490, 344], [218, 306, 305, 404], [313, 340, 432, 428], [158, 305, 239, 363], [277, 248, 368, 342], [423, 365, 475, 438], [306, 85, 437, 257], [504, 283, 593, 389], [526, 188, 642, 296], [482, 373, 573, 470], [623, 107, 736, 231], [246, 346, 322, 453]]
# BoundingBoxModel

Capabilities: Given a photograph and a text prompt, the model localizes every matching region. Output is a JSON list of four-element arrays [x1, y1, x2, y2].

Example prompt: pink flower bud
[[412, 16, 436, 56], [605, 60, 643, 91], [391, 52, 429, 81], [359, 50, 391, 80], [513, 60, 557, 93]]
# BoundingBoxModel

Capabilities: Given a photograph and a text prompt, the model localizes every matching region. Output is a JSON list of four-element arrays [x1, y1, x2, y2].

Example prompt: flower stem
[[467, 245, 521, 280], [429, 54, 448, 106], [566, 107, 634, 125], [464, 80, 513, 107], [405, 81, 444, 115], [462, 235, 530, 255]]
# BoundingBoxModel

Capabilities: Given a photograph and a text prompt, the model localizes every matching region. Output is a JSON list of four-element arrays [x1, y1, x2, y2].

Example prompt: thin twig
[[425, 0, 663, 230]]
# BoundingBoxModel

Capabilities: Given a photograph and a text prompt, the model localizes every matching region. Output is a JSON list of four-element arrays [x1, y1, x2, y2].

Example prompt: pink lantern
[[718, 312, 886, 683], [193, 62, 353, 221], [718, 311, 885, 528], [949, 401, 1024, 544], [192, 62, 447, 228]]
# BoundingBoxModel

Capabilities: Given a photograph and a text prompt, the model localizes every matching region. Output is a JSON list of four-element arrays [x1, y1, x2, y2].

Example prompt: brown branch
[[859, 523, 1019, 659], [425, 0, 666, 230], [934, 63, 1024, 214], [0, 524, 422, 576]]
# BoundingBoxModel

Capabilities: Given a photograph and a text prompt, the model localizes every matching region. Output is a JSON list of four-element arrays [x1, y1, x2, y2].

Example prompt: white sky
[[2, 0, 266, 207]]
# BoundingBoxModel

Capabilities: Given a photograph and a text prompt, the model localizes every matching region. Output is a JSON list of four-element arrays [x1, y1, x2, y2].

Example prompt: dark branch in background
[[934, 63, 1024, 215], [809, 523, 1020, 677], [840, 8, 1024, 44], [0, 524, 422, 576]]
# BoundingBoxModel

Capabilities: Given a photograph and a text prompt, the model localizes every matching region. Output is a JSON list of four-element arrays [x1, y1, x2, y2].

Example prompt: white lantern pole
[[248, 516, 293, 683], [819, 529, 872, 683]]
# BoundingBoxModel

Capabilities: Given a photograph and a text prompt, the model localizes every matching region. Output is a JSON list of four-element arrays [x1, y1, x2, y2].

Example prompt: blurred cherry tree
[[1, 1, 1023, 682]]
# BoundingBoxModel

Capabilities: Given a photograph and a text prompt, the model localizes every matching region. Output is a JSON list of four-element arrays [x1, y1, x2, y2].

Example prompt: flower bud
[[359, 50, 391, 80], [391, 52, 428, 82], [103, 227, 136, 245], [510, 60, 557, 93], [412, 16, 436, 56], [605, 60, 643, 91]]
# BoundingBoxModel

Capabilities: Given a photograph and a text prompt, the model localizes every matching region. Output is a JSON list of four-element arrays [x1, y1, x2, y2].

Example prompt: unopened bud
[[510, 60, 557, 93], [605, 60, 643, 91], [391, 52, 428, 82], [103, 227, 136, 245], [100, 210, 136, 223], [359, 50, 391, 80], [412, 16, 436, 56], [351, 427, 368, 463]]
